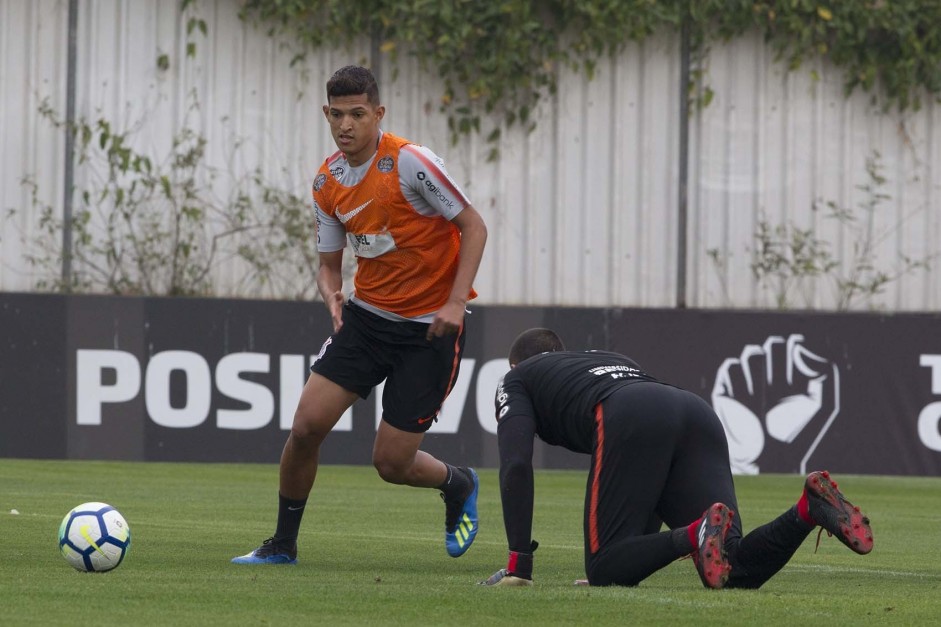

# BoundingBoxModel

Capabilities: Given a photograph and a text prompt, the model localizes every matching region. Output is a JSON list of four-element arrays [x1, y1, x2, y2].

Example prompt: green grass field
[[2, 459, 940, 626]]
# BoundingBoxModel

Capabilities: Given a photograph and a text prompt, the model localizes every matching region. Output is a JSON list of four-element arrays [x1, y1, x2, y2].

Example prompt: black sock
[[437, 464, 470, 500], [671, 527, 695, 554], [274, 493, 307, 544], [725, 506, 814, 589]]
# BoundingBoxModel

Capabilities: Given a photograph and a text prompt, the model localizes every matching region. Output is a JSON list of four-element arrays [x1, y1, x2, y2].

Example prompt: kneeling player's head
[[509, 328, 565, 367]]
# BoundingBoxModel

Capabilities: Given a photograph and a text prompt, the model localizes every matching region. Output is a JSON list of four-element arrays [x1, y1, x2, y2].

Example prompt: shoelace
[[814, 526, 832, 553]]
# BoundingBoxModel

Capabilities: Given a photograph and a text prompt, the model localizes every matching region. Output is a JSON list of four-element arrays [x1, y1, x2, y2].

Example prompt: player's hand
[[479, 544, 537, 586], [478, 568, 533, 587], [426, 299, 465, 340], [326, 291, 345, 333]]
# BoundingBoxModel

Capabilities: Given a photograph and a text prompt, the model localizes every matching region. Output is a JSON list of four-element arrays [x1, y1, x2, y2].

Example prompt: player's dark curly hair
[[326, 65, 380, 105], [508, 328, 565, 367]]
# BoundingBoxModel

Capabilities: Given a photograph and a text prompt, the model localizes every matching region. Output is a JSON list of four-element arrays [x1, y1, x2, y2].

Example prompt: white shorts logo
[[314, 337, 333, 364]]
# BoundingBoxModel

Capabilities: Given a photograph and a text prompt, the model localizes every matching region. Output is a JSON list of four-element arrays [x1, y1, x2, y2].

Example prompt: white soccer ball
[[58, 502, 131, 572]]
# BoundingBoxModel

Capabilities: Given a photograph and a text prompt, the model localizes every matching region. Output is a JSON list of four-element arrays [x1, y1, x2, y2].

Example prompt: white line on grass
[[788, 562, 940, 579]]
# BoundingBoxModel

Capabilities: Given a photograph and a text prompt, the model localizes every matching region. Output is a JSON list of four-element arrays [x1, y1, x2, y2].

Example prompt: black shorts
[[310, 301, 466, 433]]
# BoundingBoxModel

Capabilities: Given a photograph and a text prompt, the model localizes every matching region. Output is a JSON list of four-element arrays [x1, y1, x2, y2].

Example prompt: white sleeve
[[398, 144, 471, 220], [315, 201, 346, 252]]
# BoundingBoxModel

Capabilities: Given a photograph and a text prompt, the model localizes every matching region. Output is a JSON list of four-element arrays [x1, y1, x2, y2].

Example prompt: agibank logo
[[711, 334, 840, 475]]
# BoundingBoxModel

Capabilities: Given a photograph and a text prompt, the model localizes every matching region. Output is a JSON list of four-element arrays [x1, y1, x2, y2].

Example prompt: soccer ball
[[58, 502, 131, 572]]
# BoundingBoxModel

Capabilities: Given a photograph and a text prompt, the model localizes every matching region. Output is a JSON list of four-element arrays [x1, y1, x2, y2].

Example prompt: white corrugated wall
[[690, 30, 941, 311], [0, 0, 69, 291], [2, 1, 938, 310]]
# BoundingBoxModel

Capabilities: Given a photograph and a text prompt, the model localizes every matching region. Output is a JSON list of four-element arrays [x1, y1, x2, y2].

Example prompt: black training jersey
[[495, 351, 661, 453]]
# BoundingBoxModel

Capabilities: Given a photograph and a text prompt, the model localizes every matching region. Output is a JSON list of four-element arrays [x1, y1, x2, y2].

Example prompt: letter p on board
[[76, 349, 141, 425]]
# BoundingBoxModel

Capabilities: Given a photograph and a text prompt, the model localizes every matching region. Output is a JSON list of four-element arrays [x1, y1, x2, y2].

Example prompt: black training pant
[[584, 383, 812, 588]]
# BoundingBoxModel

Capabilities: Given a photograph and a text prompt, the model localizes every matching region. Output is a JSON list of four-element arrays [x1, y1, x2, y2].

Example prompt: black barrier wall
[[2, 293, 940, 476]]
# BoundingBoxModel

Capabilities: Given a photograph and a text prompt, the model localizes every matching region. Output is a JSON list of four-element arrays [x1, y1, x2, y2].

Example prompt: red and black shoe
[[692, 502, 734, 589], [804, 471, 873, 555]]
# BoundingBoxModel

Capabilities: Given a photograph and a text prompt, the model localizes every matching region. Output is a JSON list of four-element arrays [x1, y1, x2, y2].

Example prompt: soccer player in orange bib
[[233, 65, 487, 565]]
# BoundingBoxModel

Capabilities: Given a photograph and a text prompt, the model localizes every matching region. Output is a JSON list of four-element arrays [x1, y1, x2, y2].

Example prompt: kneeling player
[[481, 328, 873, 588]]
